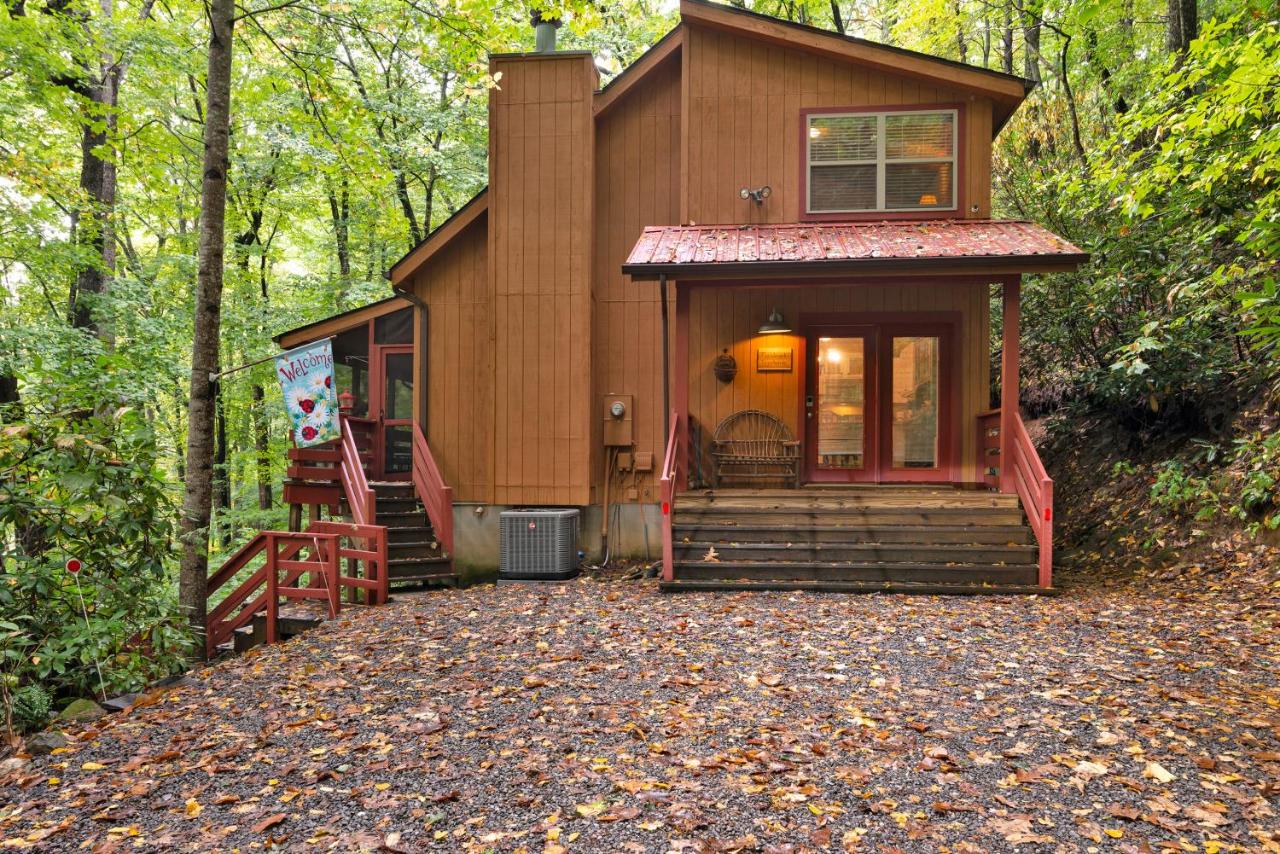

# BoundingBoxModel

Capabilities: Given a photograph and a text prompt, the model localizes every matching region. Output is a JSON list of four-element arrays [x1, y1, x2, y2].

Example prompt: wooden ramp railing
[[979, 409, 1053, 588], [411, 422, 453, 560], [207, 414, 390, 658], [205, 523, 388, 657], [659, 410, 682, 582]]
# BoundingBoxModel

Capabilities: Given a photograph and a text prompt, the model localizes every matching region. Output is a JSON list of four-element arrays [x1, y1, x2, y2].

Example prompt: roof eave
[[386, 189, 489, 286], [623, 253, 1090, 281]]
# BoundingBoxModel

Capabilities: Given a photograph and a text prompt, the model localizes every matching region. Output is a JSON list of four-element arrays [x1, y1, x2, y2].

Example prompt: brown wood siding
[[489, 54, 597, 505], [409, 218, 493, 503], [684, 25, 993, 225], [686, 281, 990, 484], [592, 55, 682, 504]]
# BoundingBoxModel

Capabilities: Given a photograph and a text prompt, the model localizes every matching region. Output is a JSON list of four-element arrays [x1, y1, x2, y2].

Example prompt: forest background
[[0, 0, 1276, 734]]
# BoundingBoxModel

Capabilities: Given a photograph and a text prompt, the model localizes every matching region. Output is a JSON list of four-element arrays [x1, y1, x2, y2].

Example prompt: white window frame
[[805, 108, 959, 215]]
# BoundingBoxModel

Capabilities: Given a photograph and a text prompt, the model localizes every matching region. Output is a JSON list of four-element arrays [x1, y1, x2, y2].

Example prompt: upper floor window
[[805, 109, 957, 215]]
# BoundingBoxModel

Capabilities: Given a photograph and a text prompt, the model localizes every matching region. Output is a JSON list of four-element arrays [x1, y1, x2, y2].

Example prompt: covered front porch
[[625, 219, 1087, 593]]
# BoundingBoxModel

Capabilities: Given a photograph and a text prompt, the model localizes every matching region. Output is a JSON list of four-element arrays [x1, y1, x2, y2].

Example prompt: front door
[[804, 323, 951, 483], [371, 344, 414, 480]]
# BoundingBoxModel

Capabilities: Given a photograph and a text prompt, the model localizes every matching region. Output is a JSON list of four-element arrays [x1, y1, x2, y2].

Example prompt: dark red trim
[[798, 311, 960, 485], [370, 343, 415, 482], [798, 103, 966, 222], [674, 284, 691, 492], [621, 253, 1087, 280]]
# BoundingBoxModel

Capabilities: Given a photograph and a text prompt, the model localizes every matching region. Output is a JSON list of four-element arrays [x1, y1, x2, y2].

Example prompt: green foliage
[[1149, 461, 1218, 521], [9, 682, 52, 733], [0, 354, 190, 704]]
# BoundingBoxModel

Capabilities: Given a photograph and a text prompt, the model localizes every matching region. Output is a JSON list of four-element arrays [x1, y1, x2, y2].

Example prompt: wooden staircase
[[661, 486, 1046, 594], [357, 482, 456, 588]]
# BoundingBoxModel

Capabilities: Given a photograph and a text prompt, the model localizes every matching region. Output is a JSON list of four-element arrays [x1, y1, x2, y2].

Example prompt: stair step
[[388, 556, 452, 579], [387, 573, 459, 587], [672, 523, 1033, 545], [673, 560, 1038, 586], [661, 578, 1051, 595], [673, 506, 1026, 526], [376, 510, 431, 526], [677, 490, 1020, 510], [674, 541, 1037, 564], [386, 525, 437, 544], [388, 540, 444, 558], [371, 482, 416, 498], [367, 496, 422, 513]]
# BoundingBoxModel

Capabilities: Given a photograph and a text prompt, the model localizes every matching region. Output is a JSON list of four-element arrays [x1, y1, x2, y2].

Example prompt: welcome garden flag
[[276, 340, 341, 447]]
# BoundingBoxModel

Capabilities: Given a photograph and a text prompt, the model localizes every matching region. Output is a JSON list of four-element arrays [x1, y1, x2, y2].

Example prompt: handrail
[[410, 421, 454, 558], [978, 408, 1053, 588], [338, 413, 376, 527], [205, 522, 388, 656], [659, 410, 681, 582]]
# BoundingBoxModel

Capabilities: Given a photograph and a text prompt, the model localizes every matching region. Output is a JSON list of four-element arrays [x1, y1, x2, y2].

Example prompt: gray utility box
[[499, 509, 580, 580]]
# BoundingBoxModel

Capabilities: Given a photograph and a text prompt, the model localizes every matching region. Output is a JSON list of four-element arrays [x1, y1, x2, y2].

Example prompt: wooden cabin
[[292, 0, 1086, 592]]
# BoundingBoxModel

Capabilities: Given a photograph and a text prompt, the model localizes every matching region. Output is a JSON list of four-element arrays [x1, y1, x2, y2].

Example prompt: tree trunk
[[252, 383, 272, 510], [1166, 0, 1196, 61], [212, 381, 230, 545], [953, 0, 966, 63], [1021, 0, 1043, 83], [178, 0, 235, 658], [327, 177, 351, 300], [68, 0, 119, 339], [828, 0, 845, 34], [1001, 0, 1014, 74]]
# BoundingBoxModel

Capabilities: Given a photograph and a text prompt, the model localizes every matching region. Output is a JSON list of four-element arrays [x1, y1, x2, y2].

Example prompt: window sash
[[806, 109, 958, 214]]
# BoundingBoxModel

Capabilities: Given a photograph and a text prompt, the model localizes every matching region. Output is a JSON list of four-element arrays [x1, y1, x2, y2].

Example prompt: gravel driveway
[[2, 575, 1277, 852]]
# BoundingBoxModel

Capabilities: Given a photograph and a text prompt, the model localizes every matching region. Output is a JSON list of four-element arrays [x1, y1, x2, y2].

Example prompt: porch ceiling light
[[757, 308, 790, 335]]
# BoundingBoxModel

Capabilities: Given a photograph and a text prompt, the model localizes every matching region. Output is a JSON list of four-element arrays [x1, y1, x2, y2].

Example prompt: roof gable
[[678, 0, 1030, 133], [387, 189, 488, 286]]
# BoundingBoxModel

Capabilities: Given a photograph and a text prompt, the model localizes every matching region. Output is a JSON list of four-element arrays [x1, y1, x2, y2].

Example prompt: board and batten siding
[[409, 217, 493, 503], [682, 24, 994, 225], [686, 281, 991, 485], [489, 53, 598, 506], [592, 54, 683, 504]]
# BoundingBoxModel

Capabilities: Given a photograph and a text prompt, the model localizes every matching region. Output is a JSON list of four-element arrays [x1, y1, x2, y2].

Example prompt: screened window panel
[[809, 164, 876, 212], [885, 113, 953, 160], [885, 162, 953, 210], [809, 115, 877, 162]]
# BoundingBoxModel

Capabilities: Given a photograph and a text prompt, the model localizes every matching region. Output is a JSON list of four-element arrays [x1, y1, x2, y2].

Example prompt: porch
[[626, 220, 1083, 593]]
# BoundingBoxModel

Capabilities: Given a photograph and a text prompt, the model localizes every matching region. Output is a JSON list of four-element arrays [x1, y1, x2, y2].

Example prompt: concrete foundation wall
[[452, 502, 663, 578]]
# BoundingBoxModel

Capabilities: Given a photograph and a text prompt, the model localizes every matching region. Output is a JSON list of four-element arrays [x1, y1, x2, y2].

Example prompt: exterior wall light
[[740, 186, 772, 205], [757, 308, 790, 335]]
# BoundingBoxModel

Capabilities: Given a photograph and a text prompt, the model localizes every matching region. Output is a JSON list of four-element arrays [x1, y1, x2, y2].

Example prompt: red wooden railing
[[659, 410, 682, 582], [410, 422, 453, 559], [338, 416, 376, 527], [207, 414, 392, 657], [979, 409, 1053, 588], [205, 523, 387, 656]]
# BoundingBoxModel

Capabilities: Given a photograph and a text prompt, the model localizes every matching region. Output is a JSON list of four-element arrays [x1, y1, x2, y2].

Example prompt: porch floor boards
[[667, 486, 1045, 594]]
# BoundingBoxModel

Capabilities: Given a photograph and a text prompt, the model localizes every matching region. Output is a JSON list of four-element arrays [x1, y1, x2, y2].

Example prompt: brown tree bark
[[178, 0, 235, 658], [1001, 0, 1014, 74], [1021, 0, 1043, 83], [1166, 0, 1197, 62]]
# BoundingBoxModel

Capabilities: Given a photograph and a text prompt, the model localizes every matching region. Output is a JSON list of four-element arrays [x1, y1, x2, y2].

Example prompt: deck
[[661, 485, 1047, 594]]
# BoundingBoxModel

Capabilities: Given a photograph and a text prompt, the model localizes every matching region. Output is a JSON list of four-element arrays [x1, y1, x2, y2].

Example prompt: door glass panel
[[383, 425, 412, 474], [383, 352, 413, 421], [891, 336, 939, 469], [816, 337, 866, 469]]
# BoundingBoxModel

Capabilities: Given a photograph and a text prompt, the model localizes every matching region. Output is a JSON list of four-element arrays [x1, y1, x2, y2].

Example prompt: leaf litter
[[0, 571, 1277, 852]]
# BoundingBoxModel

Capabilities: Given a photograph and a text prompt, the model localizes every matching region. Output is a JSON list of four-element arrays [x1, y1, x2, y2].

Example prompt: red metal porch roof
[[622, 219, 1087, 279]]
